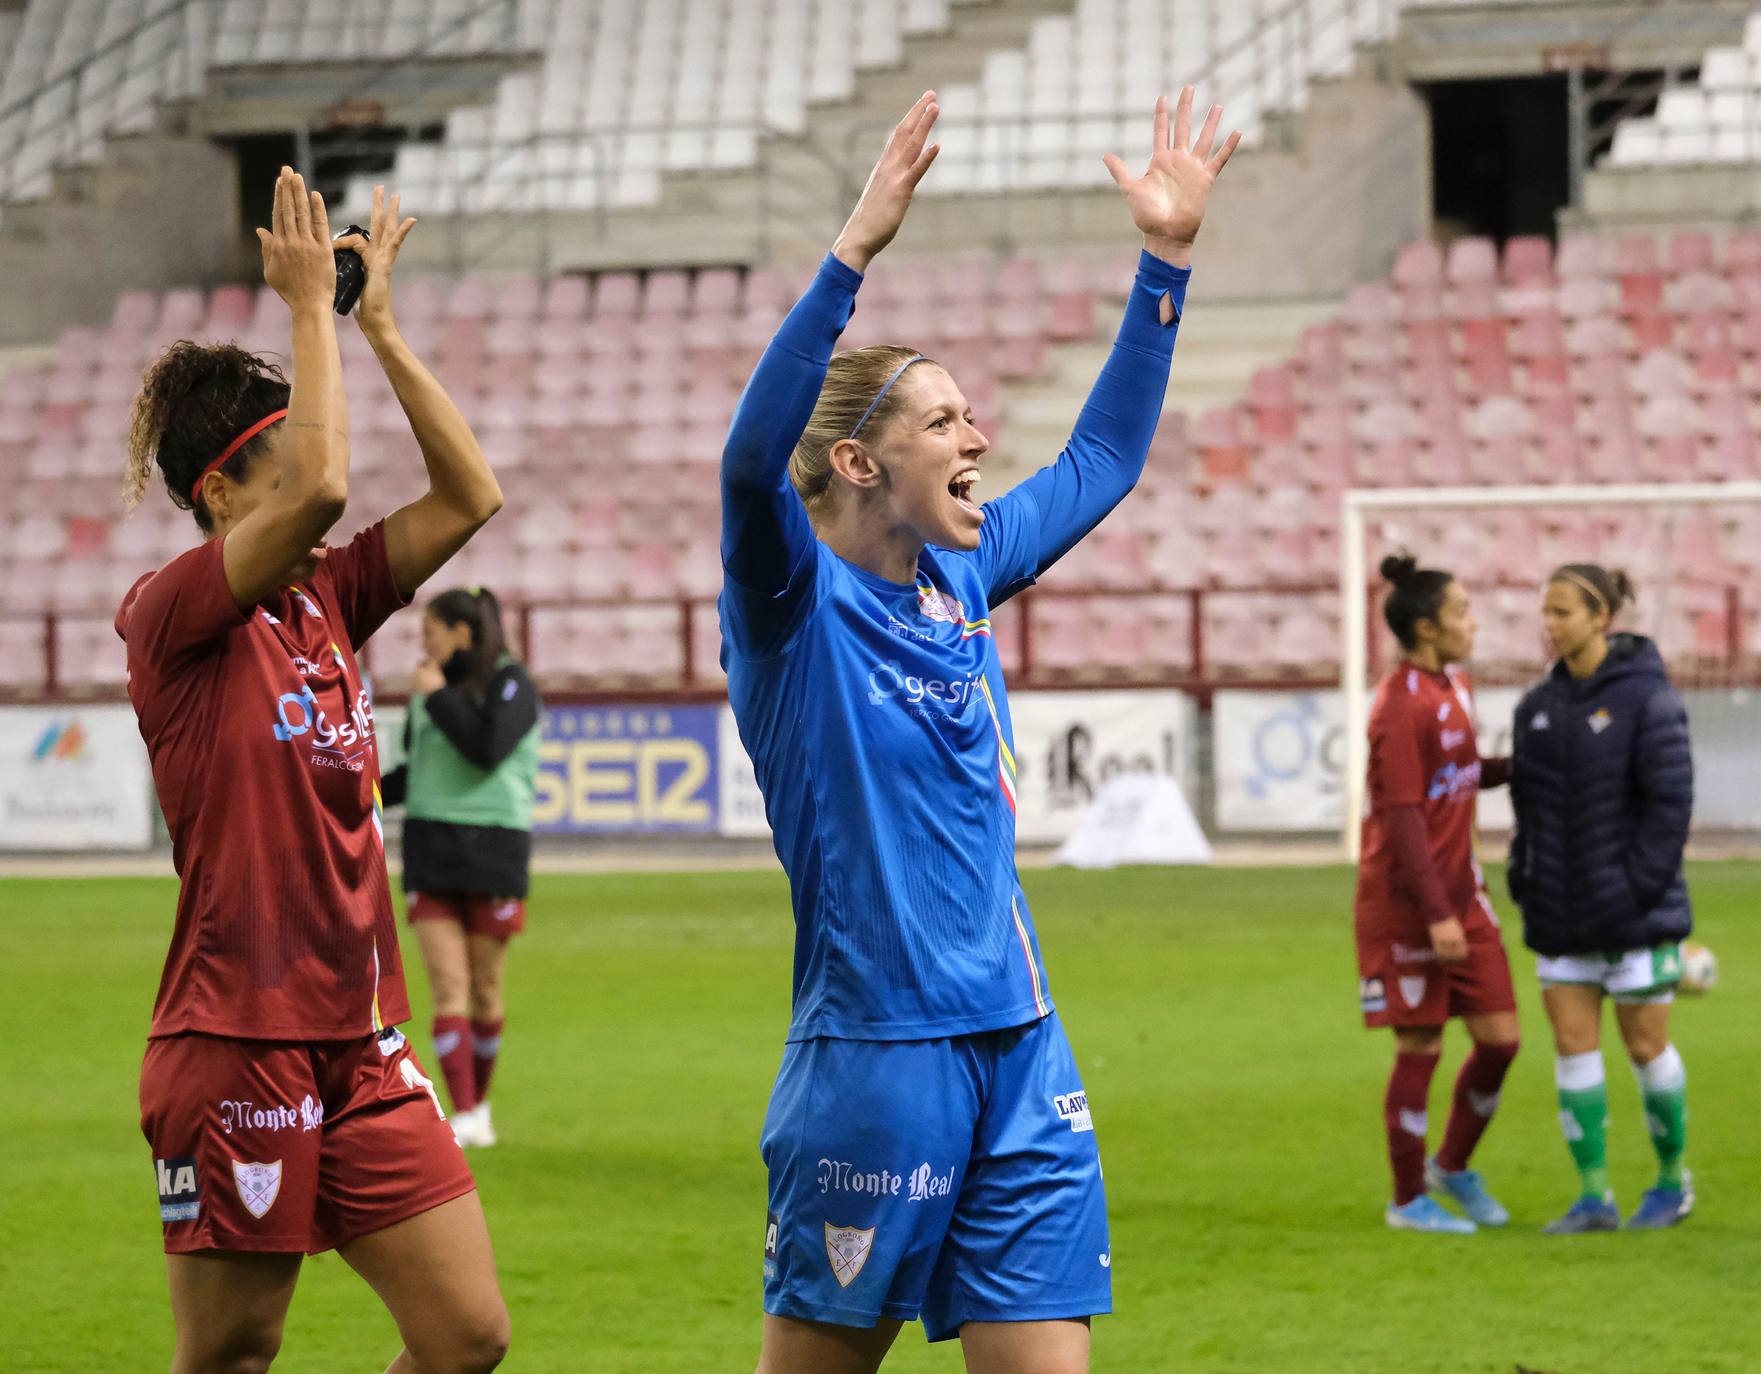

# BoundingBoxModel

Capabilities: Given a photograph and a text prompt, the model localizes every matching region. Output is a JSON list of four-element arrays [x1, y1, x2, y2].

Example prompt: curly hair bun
[[1379, 552, 1419, 586]]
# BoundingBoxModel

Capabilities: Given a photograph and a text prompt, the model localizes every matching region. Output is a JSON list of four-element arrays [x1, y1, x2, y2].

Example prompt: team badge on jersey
[[232, 1159, 282, 1219], [915, 584, 965, 626], [155, 1155, 200, 1223], [1399, 975, 1428, 1009], [824, 1223, 875, 1288], [1589, 708, 1613, 734]]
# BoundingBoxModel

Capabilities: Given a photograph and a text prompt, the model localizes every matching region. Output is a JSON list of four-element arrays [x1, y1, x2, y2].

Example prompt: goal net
[[1341, 482, 1761, 860]]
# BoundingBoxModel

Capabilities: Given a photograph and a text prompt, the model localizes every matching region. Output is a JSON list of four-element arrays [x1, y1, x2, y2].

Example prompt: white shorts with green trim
[[1537, 943, 1682, 1004]]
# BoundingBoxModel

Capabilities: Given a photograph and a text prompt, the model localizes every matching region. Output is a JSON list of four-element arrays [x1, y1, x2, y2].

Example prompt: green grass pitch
[[3, 862, 1756, 1372]]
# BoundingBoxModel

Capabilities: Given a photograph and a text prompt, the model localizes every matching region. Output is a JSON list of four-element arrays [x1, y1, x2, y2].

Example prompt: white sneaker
[[451, 1102, 497, 1148], [450, 1103, 487, 1148]]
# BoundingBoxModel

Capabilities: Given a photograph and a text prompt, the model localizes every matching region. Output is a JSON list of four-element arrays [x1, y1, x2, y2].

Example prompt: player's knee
[[419, 1301, 510, 1373], [467, 976, 503, 1022], [179, 1320, 284, 1374], [1626, 1033, 1668, 1066]]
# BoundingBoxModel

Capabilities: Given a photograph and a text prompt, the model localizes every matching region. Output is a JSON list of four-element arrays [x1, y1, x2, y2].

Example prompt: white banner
[[1216, 686, 1522, 833], [1214, 690, 1346, 831], [0, 706, 153, 850], [715, 690, 1199, 845], [1008, 690, 1199, 845], [717, 705, 771, 839]]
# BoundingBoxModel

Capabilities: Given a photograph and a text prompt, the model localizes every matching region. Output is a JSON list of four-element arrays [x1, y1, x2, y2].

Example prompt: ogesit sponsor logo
[[271, 683, 376, 755], [1426, 758, 1481, 802], [865, 659, 984, 712], [219, 1094, 325, 1135]]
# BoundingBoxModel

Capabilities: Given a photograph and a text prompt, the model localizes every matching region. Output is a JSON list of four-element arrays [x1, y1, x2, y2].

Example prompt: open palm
[[1103, 88, 1240, 253], [335, 184, 417, 328]]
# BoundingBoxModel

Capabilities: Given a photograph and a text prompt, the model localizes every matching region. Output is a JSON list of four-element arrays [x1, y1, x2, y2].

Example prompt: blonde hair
[[790, 345, 932, 508]]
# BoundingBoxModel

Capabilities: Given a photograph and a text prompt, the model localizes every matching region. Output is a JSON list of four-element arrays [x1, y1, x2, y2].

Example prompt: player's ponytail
[[427, 586, 509, 701], [1379, 550, 1454, 651], [1550, 563, 1634, 620], [791, 345, 932, 509], [125, 341, 292, 532]]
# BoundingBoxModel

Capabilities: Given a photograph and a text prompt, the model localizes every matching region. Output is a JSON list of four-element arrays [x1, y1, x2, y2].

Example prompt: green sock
[[1556, 1052, 1611, 1200], [1635, 1045, 1688, 1189]]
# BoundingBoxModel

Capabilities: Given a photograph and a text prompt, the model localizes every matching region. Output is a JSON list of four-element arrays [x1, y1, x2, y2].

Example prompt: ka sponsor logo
[[1054, 1091, 1094, 1134], [231, 1159, 282, 1220], [1359, 976, 1387, 1014], [824, 1223, 875, 1289], [906, 1162, 954, 1204], [816, 1158, 902, 1198], [155, 1156, 200, 1223]]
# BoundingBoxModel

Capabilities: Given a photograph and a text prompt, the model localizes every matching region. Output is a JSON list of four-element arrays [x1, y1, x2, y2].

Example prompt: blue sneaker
[[1543, 1194, 1622, 1234], [1386, 1194, 1477, 1234], [1426, 1158, 1510, 1227], [1627, 1174, 1694, 1230]]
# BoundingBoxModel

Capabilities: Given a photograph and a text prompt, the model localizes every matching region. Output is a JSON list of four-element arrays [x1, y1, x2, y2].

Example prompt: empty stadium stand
[[4, 223, 1759, 698]]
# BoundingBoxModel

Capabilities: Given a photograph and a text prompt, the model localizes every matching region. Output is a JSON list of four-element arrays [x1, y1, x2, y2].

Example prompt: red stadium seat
[[1445, 236, 1498, 285], [1501, 236, 1554, 286]]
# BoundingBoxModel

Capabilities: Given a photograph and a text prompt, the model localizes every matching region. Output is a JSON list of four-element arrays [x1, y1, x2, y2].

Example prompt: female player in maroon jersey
[[118, 171, 509, 1371], [1353, 554, 1521, 1233]]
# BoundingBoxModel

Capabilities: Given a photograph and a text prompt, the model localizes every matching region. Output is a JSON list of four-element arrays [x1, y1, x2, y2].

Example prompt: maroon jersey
[[1354, 662, 1488, 943], [117, 523, 410, 1040]]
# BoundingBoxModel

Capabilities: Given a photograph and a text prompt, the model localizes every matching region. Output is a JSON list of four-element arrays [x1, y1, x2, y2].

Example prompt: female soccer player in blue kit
[[721, 90, 1238, 1373]]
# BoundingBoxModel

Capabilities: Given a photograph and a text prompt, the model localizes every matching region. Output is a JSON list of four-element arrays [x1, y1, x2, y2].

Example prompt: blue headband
[[849, 354, 925, 438]]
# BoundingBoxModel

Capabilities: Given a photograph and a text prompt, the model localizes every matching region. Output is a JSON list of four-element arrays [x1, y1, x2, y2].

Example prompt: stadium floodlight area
[[1341, 481, 1761, 860]]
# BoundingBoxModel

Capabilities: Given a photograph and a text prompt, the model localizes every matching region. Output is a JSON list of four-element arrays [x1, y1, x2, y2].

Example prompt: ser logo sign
[[534, 708, 717, 834]]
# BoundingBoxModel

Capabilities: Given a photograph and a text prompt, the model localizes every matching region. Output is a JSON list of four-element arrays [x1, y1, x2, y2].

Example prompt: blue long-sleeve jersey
[[721, 250, 1188, 1041]]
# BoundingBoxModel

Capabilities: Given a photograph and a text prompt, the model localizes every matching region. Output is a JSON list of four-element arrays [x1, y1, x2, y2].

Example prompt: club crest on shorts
[[824, 1223, 875, 1289], [231, 1159, 282, 1219], [1399, 975, 1428, 1009]]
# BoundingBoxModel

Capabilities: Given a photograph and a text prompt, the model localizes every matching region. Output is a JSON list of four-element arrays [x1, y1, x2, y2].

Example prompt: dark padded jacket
[[1507, 634, 1693, 957]]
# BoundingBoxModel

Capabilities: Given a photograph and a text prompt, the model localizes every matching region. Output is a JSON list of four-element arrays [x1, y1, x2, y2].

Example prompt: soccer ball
[[1679, 941, 1718, 995]]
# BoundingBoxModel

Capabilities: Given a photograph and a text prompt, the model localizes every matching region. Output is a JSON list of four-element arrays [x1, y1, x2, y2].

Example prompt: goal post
[[1341, 481, 1761, 861]]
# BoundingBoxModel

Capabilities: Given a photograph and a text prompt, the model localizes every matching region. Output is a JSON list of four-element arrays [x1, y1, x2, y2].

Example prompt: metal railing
[[0, 0, 521, 207], [6, 577, 1749, 706]]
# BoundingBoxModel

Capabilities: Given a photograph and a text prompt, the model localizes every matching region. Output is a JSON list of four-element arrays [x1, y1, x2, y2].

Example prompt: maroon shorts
[[140, 1028, 475, 1255], [1357, 892, 1518, 1029], [408, 890, 526, 938]]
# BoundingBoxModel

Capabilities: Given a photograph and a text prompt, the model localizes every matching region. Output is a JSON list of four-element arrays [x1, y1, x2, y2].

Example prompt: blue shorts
[[760, 1012, 1109, 1342]]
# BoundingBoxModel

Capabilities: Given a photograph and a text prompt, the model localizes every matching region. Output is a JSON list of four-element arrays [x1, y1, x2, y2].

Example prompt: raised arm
[[217, 168, 351, 609], [980, 91, 1239, 598], [720, 93, 940, 647], [344, 187, 505, 600]]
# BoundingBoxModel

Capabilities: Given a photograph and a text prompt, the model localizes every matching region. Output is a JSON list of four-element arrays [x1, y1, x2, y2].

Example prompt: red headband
[[188, 409, 289, 503]]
